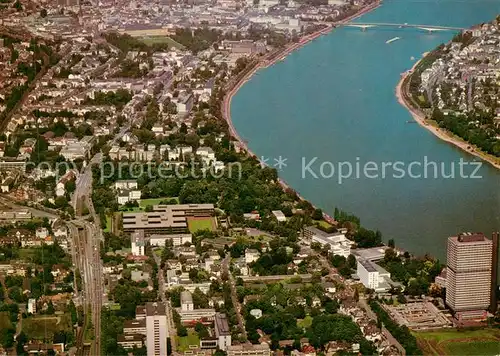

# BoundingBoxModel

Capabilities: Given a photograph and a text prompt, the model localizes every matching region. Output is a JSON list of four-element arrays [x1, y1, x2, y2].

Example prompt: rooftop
[[145, 302, 166, 316], [215, 312, 231, 335]]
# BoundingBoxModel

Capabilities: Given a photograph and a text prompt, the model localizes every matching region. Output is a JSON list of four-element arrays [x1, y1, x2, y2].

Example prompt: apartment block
[[145, 302, 168, 356]]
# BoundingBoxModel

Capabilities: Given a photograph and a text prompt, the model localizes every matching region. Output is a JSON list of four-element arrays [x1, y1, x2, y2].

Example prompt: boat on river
[[386, 36, 401, 44]]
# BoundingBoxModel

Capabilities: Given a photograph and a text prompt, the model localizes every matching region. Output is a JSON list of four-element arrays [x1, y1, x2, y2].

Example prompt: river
[[231, 0, 500, 259]]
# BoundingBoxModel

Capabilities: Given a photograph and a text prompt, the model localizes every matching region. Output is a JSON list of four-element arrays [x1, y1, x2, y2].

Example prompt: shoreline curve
[[221, 1, 382, 224], [396, 57, 500, 170]]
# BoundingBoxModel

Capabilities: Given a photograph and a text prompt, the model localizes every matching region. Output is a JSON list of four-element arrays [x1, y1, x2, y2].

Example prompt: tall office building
[[215, 313, 232, 351], [146, 302, 168, 356], [490, 232, 499, 314], [446, 232, 493, 320]]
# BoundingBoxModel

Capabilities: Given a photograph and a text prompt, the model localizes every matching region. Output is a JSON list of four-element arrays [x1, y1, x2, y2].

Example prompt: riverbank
[[222, 1, 382, 224], [396, 55, 500, 170], [223, 0, 381, 149]]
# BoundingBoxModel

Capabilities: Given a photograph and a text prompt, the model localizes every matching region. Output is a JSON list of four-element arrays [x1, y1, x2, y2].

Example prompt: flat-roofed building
[[357, 259, 393, 292], [306, 227, 351, 258], [215, 313, 232, 351], [122, 211, 188, 235], [123, 319, 147, 335], [181, 291, 194, 311], [220, 40, 257, 55], [303, 226, 328, 239], [136, 305, 146, 319], [177, 308, 216, 325], [145, 302, 168, 356], [117, 334, 144, 349], [272, 210, 286, 222], [446, 232, 493, 319], [0, 210, 32, 220], [227, 343, 271, 356], [0, 159, 26, 172], [153, 203, 214, 217], [131, 230, 146, 256], [352, 246, 391, 262], [149, 233, 192, 247]]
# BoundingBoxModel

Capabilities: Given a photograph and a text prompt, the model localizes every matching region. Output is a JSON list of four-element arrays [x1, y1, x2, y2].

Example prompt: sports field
[[187, 216, 216, 233], [415, 328, 500, 355]]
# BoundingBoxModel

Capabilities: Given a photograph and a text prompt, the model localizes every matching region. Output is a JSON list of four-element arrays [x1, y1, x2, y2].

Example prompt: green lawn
[[119, 205, 142, 212], [23, 314, 73, 340], [177, 330, 200, 352], [104, 215, 112, 233], [0, 312, 13, 330], [139, 197, 179, 208], [297, 315, 313, 329], [241, 234, 272, 243], [187, 217, 215, 233], [18, 248, 37, 261], [140, 36, 185, 49], [118, 197, 180, 213], [109, 303, 121, 311], [445, 341, 500, 355], [313, 220, 333, 229], [415, 329, 500, 356]]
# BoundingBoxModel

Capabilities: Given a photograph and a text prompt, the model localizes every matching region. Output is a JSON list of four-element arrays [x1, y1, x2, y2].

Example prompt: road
[[152, 250, 178, 353], [0, 195, 59, 219], [222, 256, 247, 340], [314, 251, 345, 285]]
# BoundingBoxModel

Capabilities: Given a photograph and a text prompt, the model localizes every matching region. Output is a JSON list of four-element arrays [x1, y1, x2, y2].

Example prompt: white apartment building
[[181, 291, 194, 311], [28, 298, 36, 314], [357, 259, 392, 292], [146, 302, 168, 356], [215, 313, 232, 351], [131, 231, 146, 256], [149, 233, 192, 247], [117, 189, 142, 205], [114, 180, 138, 190], [312, 232, 351, 258], [227, 344, 271, 356], [245, 249, 260, 264], [272, 210, 287, 222]]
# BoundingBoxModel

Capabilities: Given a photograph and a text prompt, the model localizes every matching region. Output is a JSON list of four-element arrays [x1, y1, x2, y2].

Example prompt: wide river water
[[231, 0, 500, 259]]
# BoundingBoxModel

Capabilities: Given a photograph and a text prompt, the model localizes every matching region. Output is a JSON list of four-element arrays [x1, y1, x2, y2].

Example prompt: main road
[[222, 256, 247, 341]]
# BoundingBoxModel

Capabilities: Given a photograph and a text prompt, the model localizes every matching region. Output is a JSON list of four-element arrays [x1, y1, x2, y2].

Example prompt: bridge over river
[[335, 22, 465, 32]]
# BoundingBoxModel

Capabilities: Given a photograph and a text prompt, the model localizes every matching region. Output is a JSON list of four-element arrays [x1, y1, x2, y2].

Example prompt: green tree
[[0, 327, 15, 348], [312, 208, 323, 220], [177, 325, 188, 337], [13, 0, 22, 11], [47, 301, 55, 314]]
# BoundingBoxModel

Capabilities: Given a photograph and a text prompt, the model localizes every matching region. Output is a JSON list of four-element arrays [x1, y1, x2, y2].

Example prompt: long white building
[[306, 227, 351, 258]]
